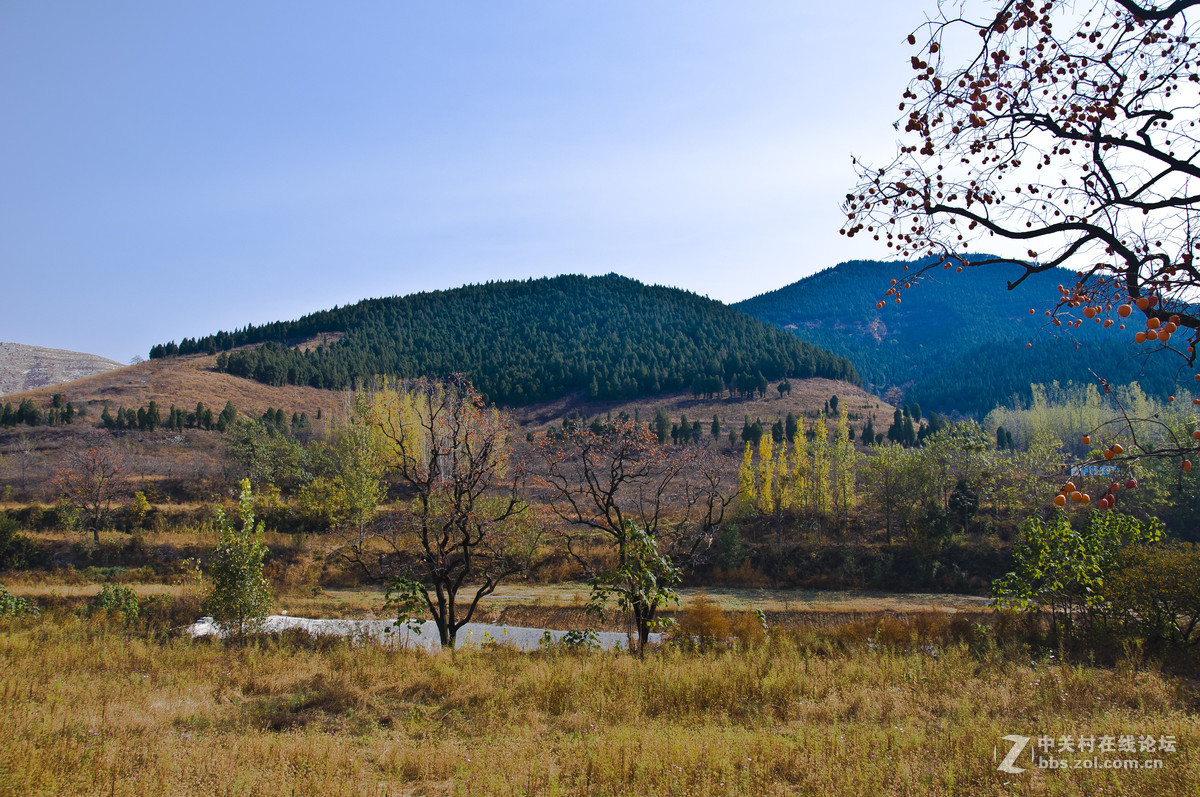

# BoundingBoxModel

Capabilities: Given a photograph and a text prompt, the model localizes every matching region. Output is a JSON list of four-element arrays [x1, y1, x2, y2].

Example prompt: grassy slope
[[509, 377, 892, 439], [1, 353, 347, 424]]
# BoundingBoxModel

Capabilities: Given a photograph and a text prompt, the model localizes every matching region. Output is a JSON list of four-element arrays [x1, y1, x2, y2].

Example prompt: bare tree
[[339, 376, 535, 648], [51, 437, 128, 543], [533, 418, 735, 653], [842, 0, 1200, 466], [16, 435, 35, 495]]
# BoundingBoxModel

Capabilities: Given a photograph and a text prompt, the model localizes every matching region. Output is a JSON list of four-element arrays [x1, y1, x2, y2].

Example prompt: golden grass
[[1, 616, 1196, 796], [2, 583, 188, 598]]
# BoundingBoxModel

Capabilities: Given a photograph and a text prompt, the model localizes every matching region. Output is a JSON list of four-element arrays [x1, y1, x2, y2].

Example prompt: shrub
[[539, 628, 601, 653], [0, 513, 39, 570], [676, 592, 731, 651], [84, 584, 141, 624], [728, 610, 768, 650], [0, 585, 37, 618], [993, 511, 1162, 641], [1104, 544, 1200, 654]]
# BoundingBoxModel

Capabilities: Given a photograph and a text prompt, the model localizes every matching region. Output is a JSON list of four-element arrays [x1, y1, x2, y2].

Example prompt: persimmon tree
[[339, 376, 536, 648], [533, 418, 735, 653], [843, 0, 1200, 471]]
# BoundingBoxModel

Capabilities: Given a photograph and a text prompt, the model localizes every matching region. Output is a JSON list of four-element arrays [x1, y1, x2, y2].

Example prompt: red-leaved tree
[[52, 438, 128, 543]]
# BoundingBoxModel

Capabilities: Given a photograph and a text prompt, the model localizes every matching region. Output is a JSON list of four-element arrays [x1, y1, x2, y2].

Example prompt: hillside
[[0, 342, 124, 397], [0, 352, 872, 505], [1, 354, 346, 428], [150, 274, 859, 406], [509, 377, 892, 442], [734, 257, 1182, 417]]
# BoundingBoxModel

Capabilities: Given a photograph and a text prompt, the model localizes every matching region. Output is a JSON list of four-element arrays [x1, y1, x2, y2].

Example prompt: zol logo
[[997, 735, 1031, 774]]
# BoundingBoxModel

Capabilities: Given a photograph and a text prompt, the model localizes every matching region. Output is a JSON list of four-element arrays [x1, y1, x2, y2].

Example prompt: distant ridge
[[150, 274, 859, 406], [0, 342, 124, 396], [734, 256, 1181, 416]]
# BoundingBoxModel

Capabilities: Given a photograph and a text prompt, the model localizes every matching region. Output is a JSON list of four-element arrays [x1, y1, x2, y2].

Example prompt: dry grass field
[[0, 523, 1196, 796], [1, 613, 1196, 796]]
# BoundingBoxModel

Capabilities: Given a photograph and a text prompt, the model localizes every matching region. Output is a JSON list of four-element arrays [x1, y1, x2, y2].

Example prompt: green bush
[[84, 584, 141, 623], [0, 585, 38, 618], [1104, 544, 1200, 653], [0, 513, 40, 570]]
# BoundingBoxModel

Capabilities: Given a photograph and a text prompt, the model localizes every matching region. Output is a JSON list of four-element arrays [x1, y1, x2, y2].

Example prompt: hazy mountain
[[151, 274, 859, 405], [734, 256, 1181, 417], [0, 342, 124, 396]]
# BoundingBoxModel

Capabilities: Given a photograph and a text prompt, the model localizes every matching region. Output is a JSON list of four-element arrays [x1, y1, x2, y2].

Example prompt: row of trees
[[736, 400, 1197, 546], [738, 407, 859, 526], [1, 395, 83, 428], [100, 400, 238, 433]]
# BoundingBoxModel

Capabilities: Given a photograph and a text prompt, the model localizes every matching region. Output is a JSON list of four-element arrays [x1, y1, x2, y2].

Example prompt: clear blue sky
[[2, 1, 917, 362]]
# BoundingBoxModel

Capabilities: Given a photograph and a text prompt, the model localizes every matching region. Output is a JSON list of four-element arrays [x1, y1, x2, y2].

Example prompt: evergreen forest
[[150, 274, 858, 405], [734, 256, 1185, 416]]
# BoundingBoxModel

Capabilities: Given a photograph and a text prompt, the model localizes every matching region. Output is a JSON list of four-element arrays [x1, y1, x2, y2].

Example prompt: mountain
[[733, 257, 1181, 417], [150, 274, 859, 405], [0, 342, 124, 397]]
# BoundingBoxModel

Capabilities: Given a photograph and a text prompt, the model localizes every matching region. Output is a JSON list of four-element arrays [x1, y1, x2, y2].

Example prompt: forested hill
[[151, 274, 858, 405], [734, 256, 1181, 417]]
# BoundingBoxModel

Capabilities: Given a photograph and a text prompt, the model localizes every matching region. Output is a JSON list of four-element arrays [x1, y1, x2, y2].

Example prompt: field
[[1, 551, 1196, 796], [2, 611, 1197, 796]]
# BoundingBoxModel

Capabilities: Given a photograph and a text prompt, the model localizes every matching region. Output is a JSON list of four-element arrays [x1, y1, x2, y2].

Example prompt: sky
[[1, 1, 922, 363]]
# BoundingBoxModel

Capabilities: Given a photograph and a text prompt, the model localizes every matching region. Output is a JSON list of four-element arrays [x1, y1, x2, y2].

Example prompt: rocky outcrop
[[0, 342, 124, 396]]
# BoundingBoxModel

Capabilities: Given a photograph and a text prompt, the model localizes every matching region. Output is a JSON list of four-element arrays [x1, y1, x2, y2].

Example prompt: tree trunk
[[633, 600, 652, 656]]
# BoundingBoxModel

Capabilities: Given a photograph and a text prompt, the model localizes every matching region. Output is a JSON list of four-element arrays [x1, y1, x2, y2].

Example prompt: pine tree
[[654, 409, 670, 445], [218, 400, 238, 432], [146, 401, 161, 432]]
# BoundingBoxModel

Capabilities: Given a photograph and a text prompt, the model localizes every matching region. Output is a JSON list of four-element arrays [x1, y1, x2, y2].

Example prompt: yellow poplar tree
[[832, 405, 860, 519], [808, 413, 831, 516], [756, 435, 775, 515], [785, 427, 808, 513], [737, 442, 756, 512]]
